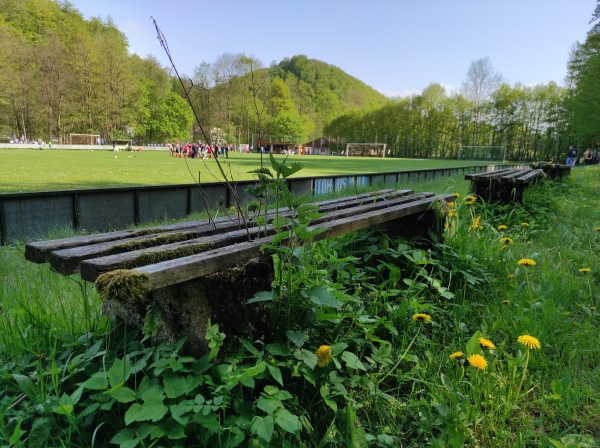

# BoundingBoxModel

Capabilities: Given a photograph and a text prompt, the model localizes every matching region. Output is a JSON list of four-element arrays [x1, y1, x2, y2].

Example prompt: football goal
[[69, 133, 101, 145], [458, 146, 506, 162], [345, 143, 387, 158]]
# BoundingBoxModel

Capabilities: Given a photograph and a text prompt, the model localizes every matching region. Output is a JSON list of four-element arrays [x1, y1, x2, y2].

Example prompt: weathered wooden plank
[[499, 169, 532, 181], [78, 192, 432, 280], [25, 189, 402, 263], [132, 194, 451, 292], [515, 169, 544, 184], [464, 168, 519, 180]]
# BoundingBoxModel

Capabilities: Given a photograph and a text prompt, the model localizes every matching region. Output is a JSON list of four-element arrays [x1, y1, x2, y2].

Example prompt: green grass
[[0, 148, 497, 193], [0, 167, 597, 447]]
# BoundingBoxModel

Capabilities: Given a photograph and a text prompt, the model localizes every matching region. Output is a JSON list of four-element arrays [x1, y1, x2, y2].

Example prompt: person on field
[[566, 146, 577, 166], [583, 148, 593, 166]]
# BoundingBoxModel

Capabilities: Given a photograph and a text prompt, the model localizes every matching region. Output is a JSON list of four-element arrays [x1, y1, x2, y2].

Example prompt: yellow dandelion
[[467, 354, 488, 370], [521, 222, 530, 228], [500, 237, 513, 244], [229, 206, 236, 211], [316, 345, 333, 367], [465, 195, 476, 202], [507, 274, 515, 280], [501, 245, 507, 250], [517, 258, 536, 266], [452, 193, 460, 198], [497, 225, 507, 231], [449, 210, 457, 218], [479, 337, 496, 350], [502, 299, 510, 305], [596, 226, 600, 232], [412, 313, 432, 323], [579, 268, 591, 273], [517, 335, 541, 350], [464, 200, 474, 206], [449, 351, 464, 360]]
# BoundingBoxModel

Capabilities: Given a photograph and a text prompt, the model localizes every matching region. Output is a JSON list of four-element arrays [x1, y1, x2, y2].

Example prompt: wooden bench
[[25, 189, 455, 354], [465, 167, 545, 204], [530, 162, 571, 180]]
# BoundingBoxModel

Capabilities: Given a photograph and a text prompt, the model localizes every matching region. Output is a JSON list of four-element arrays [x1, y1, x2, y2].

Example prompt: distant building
[[303, 137, 332, 155]]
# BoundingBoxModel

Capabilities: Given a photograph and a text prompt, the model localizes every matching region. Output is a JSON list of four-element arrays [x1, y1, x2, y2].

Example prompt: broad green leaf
[[104, 387, 136, 403], [266, 343, 291, 356], [141, 384, 165, 402], [330, 343, 348, 355], [13, 373, 38, 399], [274, 408, 302, 434], [124, 402, 168, 425], [170, 403, 194, 425], [164, 371, 188, 398], [266, 362, 284, 386], [108, 357, 132, 388], [27, 417, 51, 448], [296, 349, 318, 370], [52, 404, 74, 416], [251, 415, 274, 442], [466, 330, 482, 355], [257, 396, 281, 414], [110, 429, 139, 448], [80, 374, 109, 390], [247, 291, 274, 304], [306, 286, 340, 309], [341, 351, 366, 371], [286, 330, 309, 348]]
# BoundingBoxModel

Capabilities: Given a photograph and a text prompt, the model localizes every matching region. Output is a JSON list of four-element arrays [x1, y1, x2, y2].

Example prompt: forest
[[1, 0, 600, 161]]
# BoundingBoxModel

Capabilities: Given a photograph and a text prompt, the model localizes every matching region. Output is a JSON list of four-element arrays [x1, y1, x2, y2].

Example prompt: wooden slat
[[25, 189, 402, 263], [133, 194, 452, 292], [76, 192, 433, 279], [515, 169, 544, 184], [499, 169, 531, 181], [464, 168, 520, 180]]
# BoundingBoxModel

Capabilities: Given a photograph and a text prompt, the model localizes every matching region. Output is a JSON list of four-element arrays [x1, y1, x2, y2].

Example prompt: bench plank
[[78, 192, 434, 281], [124, 194, 452, 293], [28, 189, 409, 268]]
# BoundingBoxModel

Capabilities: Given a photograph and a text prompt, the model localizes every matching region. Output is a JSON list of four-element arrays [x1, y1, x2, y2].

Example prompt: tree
[[462, 57, 504, 144]]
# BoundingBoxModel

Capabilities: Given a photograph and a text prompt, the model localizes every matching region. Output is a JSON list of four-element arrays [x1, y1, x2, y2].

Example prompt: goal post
[[345, 143, 387, 158], [69, 133, 101, 145], [458, 146, 506, 162]]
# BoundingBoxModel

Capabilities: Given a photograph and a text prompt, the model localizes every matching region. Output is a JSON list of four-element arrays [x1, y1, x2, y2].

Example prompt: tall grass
[[0, 167, 598, 447]]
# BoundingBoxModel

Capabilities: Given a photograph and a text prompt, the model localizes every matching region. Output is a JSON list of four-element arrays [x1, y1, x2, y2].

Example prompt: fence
[[0, 165, 506, 244]]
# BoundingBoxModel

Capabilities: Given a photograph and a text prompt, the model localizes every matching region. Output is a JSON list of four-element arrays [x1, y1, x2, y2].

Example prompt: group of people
[[166, 142, 238, 159], [566, 146, 599, 166]]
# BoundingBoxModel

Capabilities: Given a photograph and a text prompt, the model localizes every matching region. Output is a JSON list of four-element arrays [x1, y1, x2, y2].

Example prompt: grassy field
[[0, 148, 497, 193]]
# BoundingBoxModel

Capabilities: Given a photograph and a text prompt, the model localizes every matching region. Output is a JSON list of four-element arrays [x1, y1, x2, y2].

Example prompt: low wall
[[0, 165, 507, 244]]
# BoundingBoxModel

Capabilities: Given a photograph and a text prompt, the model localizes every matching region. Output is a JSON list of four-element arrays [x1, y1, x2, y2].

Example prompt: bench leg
[[102, 257, 274, 356], [383, 208, 444, 250]]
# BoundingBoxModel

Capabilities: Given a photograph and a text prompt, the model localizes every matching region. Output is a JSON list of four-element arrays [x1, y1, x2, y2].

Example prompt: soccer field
[[0, 149, 496, 193]]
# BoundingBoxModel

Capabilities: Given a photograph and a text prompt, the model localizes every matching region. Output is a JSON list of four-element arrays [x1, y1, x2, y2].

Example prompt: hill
[[271, 55, 390, 134]]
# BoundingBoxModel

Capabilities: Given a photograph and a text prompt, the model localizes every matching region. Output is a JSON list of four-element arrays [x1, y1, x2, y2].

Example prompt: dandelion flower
[[449, 210, 457, 218], [517, 258, 536, 266], [497, 225, 507, 231], [452, 193, 460, 198], [465, 195, 476, 202], [316, 345, 333, 367], [517, 335, 541, 350], [501, 245, 507, 250], [521, 222, 530, 228], [579, 268, 591, 273], [596, 226, 600, 232], [500, 237, 513, 244], [467, 354, 488, 370], [468, 216, 482, 230], [503, 300, 510, 305], [449, 351, 464, 360], [507, 274, 515, 280], [412, 313, 432, 323], [479, 337, 496, 350], [464, 200, 474, 206]]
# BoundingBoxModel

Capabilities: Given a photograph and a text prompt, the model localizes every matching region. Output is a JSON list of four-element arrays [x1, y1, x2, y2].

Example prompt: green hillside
[[272, 55, 390, 133]]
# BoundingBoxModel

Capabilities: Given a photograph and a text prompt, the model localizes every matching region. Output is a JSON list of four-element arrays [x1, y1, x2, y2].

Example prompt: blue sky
[[70, 0, 594, 97]]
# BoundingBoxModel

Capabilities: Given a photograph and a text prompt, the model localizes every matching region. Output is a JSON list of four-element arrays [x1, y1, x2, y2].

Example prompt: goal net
[[345, 143, 387, 158], [69, 133, 101, 145], [458, 146, 506, 162]]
